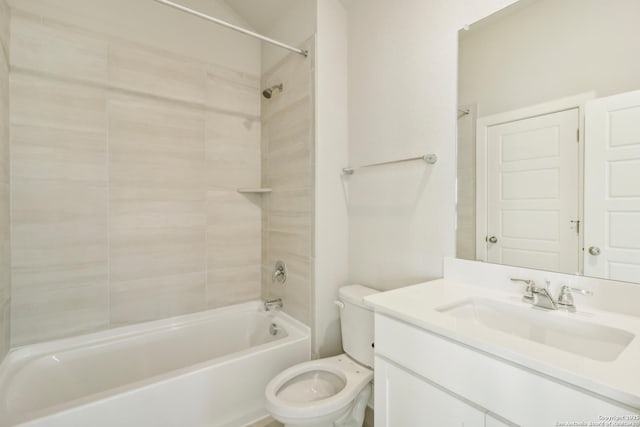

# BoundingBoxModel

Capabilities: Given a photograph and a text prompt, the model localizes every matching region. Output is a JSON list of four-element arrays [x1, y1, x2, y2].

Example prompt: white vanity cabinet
[[373, 313, 639, 427], [375, 357, 486, 426]]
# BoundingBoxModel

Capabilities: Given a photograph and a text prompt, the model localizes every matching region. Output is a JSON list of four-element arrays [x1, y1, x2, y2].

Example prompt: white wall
[[314, 0, 349, 358], [459, 0, 640, 117], [8, 0, 260, 75], [345, 0, 517, 290]]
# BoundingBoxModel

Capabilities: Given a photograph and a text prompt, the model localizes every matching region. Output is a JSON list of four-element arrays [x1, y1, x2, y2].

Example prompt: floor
[[245, 408, 374, 427], [245, 417, 283, 427]]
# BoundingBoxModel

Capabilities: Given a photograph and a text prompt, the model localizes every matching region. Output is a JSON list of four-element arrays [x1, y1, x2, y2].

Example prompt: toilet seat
[[265, 354, 373, 424]]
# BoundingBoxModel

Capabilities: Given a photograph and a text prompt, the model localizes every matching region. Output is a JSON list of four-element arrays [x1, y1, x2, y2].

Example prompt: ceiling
[[223, 0, 299, 33]]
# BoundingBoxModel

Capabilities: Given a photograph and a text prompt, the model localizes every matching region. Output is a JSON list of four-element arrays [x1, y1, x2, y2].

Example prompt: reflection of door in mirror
[[483, 108, 579, 274], [584, 90, 640, 283], [456, 0, 640, 282]]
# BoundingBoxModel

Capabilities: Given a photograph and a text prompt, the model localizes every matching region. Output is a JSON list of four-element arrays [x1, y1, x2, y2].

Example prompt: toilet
[[265, 285, 379, 427]]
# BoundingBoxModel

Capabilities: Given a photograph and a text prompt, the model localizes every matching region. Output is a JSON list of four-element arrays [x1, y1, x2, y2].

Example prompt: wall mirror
[[456, 0, 640, 284]]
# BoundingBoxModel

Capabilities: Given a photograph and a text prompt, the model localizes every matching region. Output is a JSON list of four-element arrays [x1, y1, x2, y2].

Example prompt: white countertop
[[364, 278, 640, 409]]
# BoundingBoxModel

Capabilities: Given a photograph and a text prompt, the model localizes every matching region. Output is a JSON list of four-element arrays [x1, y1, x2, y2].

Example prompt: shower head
[[262, 83, 283, 99]]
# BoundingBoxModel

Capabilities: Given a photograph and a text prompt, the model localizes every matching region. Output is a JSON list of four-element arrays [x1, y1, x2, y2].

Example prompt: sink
[[436, 298, 635, 362]]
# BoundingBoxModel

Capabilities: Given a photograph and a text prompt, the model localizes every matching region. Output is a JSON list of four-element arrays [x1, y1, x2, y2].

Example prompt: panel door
[[584, 90, 640, 282], [374, 357, 485, 427], [486, 108, 580, 273]]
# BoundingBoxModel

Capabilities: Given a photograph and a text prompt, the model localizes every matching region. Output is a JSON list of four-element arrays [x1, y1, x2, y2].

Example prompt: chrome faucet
[[264, 298, 283, 311], [510, 278, 593, 311], [531, 284, 558, 310], [511, 278, 556, 309]]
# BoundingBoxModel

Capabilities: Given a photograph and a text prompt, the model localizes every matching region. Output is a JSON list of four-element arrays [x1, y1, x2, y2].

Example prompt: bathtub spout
[[264, 298, 283, 311]]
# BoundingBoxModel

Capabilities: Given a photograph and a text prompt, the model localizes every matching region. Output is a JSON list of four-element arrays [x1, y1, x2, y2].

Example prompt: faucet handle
[[567, 286, 593, 296], [510, 278, 535, 286], [557, 285, 593, 312], [510, 278, 535, 302]]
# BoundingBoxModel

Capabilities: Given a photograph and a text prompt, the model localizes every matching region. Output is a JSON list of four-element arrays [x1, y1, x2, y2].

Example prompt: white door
[[486, 109, 580, 274], [584, 90, 640, 282]]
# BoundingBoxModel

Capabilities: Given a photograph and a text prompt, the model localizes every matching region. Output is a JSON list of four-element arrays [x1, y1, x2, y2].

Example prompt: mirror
[[456, 0, 640, 284]]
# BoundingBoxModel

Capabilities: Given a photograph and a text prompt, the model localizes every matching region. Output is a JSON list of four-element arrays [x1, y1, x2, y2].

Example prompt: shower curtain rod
[[152, 0, 308, 57]]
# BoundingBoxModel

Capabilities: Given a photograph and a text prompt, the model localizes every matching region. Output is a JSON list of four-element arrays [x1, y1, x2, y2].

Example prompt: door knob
[[487, 236, 498, 244], [588, 246, 601, 256]]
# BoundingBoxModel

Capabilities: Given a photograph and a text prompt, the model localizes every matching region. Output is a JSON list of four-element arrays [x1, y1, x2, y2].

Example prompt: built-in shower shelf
[[237, 188, 272, 194]]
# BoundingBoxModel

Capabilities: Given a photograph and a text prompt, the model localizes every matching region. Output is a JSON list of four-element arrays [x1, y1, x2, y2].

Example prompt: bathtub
[[0, 301, 310, 427]]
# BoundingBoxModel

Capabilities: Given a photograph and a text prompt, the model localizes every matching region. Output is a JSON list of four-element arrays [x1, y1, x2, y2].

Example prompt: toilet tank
[[338, 285, 379, 368]]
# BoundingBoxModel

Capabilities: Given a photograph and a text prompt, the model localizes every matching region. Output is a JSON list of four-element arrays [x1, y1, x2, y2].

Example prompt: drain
[[269, 323, 279, 336]]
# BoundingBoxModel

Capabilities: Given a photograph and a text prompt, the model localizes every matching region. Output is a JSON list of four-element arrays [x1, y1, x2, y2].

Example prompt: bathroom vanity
[[365, 258, 640, 427]]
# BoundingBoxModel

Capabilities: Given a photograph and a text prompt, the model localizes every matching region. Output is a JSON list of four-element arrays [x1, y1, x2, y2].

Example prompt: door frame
[[475, 92, 595, 269]]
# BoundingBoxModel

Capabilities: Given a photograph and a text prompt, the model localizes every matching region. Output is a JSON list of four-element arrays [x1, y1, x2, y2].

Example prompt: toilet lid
[[277, 370, 346, 403]]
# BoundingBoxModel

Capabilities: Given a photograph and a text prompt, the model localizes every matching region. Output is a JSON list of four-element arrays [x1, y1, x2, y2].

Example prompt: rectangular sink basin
[[436, 298, 635, 362]]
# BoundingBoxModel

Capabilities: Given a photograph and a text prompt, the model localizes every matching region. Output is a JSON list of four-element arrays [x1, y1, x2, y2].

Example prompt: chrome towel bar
[[342, 154, 437, 175]]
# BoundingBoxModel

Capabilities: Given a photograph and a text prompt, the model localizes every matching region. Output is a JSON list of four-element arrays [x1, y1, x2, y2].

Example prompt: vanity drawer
[[374, 313, 638, 426]]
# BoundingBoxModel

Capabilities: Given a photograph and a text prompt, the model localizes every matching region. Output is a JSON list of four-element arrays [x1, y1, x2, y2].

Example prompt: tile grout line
[[5, 2, 10, 348], [203, 85, 208, 310], [106, 40, 111, 330]]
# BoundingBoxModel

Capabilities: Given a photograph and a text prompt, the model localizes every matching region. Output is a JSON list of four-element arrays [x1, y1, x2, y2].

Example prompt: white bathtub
[[0, 301, 310, 427]]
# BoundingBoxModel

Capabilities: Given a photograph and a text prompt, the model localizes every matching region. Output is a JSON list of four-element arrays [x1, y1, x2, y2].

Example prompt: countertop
[[364, 278, 640, 409]]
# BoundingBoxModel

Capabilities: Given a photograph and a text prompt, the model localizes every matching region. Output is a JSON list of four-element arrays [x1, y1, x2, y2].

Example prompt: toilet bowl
[[265, 355, 373, 427], [265, 285, 379, 427]]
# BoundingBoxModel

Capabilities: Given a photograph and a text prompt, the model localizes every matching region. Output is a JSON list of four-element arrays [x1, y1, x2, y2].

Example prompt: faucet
[[511, 278, 556, 309], [531, 284, 558, 310], [264, 298, 283, 311], [510, 278, 593, 311]]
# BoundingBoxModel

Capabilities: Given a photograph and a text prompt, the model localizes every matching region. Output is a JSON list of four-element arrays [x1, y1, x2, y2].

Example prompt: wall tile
[[11, 14, 108, 83], [206, 112, 261, 189], [108, 97, 205, 187], [205, 65, 260, 116], [108, 96, 206, 324], [0, 184, 8, 297], [261, 47, 314, 327], [9, 11, 268, 344], [108, 43, 206, 104], [264, 97, 313, 190], [0, 298, 9, 358], [206, 190, 261, 308], [11, 180, 107, 280], [261, 53, 312, 122], [110, 272, 206, 326], [10, 69, 108, 345], [207, 266, 261, 309], [11, 73, 106, 131], [11, 124, 107, 184], [263, 254, 311, 325], [0, 0, 9, 65], [11, 283, 109, 346], [0, 58, 8, 184], [0, 0, 8, 358]]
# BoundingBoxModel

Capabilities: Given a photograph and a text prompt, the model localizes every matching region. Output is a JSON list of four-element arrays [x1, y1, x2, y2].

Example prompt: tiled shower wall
[[0, 0, 10, 358], [261, 39, 315, 326], [9, 10, 262, 345]]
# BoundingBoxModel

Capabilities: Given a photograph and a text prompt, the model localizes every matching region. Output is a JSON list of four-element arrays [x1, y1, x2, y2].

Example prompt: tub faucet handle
[[272, 261, 287, 284]]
